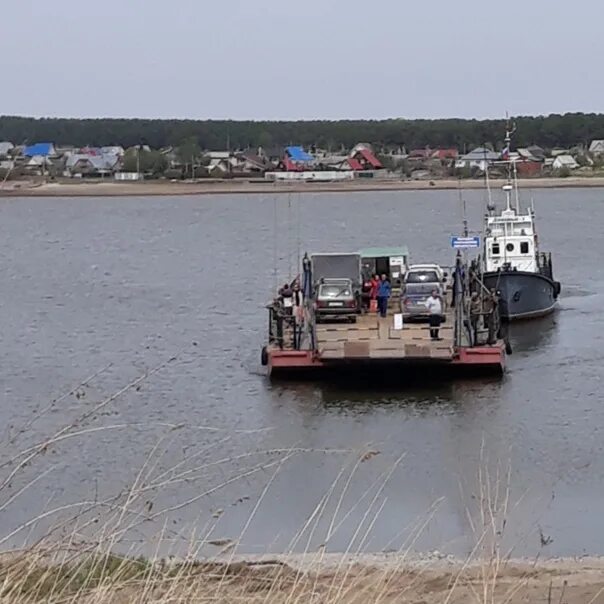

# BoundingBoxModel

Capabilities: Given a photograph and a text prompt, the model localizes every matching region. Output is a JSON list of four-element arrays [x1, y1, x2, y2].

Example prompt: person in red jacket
[[369, 274, 379, 299]]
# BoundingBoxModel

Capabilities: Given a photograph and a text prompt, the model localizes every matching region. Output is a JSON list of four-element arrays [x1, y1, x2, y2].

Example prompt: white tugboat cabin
[[484, 183, 539, 274]]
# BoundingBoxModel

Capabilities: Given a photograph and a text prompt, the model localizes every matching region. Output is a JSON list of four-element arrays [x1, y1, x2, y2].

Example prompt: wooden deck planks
[[316, 309, 455, 361]]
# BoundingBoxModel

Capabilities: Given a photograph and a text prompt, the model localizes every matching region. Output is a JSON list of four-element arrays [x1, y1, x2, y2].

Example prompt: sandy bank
[[1, 176, 604, 198], [4, 553, 604, 603]]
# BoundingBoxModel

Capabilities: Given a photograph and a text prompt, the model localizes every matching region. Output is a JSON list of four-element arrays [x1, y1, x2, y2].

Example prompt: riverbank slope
[[2, 176, 604, 197]]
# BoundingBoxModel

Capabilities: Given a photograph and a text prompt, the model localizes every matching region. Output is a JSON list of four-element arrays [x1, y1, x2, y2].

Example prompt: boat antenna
[[503, 114, 517, 213], [513, 160, 520, 213], [287, 191, 293, 279], [272, 194, 278, 291], [483, 145, 494, 211], [458, 183, 468, 237], [296, 192, 301, 273]]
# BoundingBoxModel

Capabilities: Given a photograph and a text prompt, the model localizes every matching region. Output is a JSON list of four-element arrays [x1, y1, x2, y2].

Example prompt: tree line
[[2, 113, 604, 152]]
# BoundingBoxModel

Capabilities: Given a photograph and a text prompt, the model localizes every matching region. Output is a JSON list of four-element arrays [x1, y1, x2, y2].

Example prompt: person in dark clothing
[[469, 291, 481, 344], [361, 278, 372, 312], [377, 274, 391, 318], [279, 283, 293, 315], [292, 281, 304, 321]]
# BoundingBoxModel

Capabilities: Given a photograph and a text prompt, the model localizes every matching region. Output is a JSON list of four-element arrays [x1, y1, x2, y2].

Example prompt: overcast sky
[[2, 0, 602, 121]]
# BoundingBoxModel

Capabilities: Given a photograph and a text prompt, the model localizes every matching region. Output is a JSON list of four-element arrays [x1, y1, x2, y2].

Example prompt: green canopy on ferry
[[359, 246, 409, 259]]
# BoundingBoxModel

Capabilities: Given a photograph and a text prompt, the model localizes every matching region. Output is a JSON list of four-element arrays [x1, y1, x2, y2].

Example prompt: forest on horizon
[[1, 113, 604, 152]]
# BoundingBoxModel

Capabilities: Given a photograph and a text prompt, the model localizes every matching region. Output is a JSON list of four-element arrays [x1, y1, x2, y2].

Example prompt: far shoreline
[[2, 176, 604, 198]]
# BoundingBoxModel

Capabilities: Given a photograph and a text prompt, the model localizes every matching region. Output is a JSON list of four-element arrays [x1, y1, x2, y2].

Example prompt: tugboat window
[[520, 241, 529, 254], [506, 243, 515, 252], [492, 243, 500, 255]]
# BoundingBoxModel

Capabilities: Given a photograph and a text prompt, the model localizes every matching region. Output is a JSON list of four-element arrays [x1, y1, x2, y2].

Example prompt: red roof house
[[348, 148, 383, 170], [346, 157, 364, 170], [431, 148, 459, 160]]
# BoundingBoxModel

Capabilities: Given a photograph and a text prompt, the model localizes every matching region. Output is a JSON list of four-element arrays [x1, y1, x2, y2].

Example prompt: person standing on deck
[[469, 291, 481, 345], [292, 281, 304, 322], [279, 283, 294, 315], [370, 274, 379, 300], [377, 274, 391, 318], [425, 289, 443, 340]]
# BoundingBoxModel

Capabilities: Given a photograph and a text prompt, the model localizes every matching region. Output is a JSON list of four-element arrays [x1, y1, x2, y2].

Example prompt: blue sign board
[[451, 236, 480, 249]]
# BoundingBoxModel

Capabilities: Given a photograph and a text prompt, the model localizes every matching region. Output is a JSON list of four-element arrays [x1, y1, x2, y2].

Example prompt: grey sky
[[2, 0, 602, 120]]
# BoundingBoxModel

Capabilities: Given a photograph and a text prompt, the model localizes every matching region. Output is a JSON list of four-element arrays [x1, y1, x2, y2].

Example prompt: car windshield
[[320, 284, 351, 298], [406, 270, 439, 284]]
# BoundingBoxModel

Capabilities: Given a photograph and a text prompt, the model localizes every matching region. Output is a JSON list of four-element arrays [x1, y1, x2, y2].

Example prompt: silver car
[[401, 266, 447, 320]]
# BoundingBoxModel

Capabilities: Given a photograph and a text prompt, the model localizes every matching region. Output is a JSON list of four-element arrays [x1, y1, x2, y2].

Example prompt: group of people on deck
[[363, 274, 392, 318], [278, 280, 304, 321]]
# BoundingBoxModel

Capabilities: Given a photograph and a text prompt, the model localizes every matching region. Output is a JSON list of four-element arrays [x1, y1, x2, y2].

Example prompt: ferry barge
[[262, 249, 506, 379]]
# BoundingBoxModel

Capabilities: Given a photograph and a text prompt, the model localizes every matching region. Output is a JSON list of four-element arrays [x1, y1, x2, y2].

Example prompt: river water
[[0, 188, 603, 559]]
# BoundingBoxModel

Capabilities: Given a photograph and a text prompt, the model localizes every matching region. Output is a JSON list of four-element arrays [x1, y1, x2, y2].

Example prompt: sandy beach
[[1, 176, 604, 198]]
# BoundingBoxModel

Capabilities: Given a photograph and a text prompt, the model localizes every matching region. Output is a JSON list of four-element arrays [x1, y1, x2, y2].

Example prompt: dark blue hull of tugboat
[[482, 271, 560, 321]]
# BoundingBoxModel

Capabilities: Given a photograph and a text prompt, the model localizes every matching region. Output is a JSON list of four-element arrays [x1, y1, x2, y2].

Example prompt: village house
[[238, 152, 273, 173], [317, 154, 349, 169], [348, 145, 383, 170], [281, 146, 315, 171], [0, 158, 15, 172], [589, 140, 604, 156], [65, 153, 120, 177], [514, 148, 544, 176], [517, 148, 540, 162], [258, 147, 285, 163], [527, 145, 546, 161], [455, 147, 500, 172], [332, 143, 382, 171], [23, 143, 57, 158], [206, 151, 272, 176], [431, 148, 458, 161], [101, 146, 125, 157], [0, 142, 14, 157], [552, 154, 579, 171], [18, 142, 58, 175]]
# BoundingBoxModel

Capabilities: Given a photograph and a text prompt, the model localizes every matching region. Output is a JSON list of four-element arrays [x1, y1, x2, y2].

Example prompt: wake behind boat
[[480, 123, 561, 320]]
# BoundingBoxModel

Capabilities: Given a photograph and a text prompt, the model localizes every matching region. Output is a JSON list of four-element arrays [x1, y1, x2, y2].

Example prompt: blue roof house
[[23, 142, 57, 157], [285, 146, 314, 162]]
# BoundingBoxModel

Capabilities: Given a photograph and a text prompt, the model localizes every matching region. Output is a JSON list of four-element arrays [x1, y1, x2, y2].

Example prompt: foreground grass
[[2, 552, 604, 603]]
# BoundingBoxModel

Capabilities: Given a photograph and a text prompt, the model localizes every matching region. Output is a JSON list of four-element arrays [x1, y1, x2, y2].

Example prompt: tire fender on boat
[[261, 346, 269, 367]]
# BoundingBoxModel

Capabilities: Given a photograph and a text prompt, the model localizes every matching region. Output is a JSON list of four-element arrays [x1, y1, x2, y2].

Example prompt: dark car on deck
[[315, 278, 358, 323]]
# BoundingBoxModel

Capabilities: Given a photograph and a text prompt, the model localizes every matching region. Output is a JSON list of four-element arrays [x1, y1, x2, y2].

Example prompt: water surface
[[0, 188, 602, 558]]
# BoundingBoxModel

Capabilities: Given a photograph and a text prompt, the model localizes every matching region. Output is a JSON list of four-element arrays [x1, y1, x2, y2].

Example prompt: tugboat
[[481, 123, 561, 320]]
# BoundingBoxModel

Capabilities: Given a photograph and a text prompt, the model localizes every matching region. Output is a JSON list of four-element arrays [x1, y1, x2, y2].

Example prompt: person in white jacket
[[425, 289, 443, 340]]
